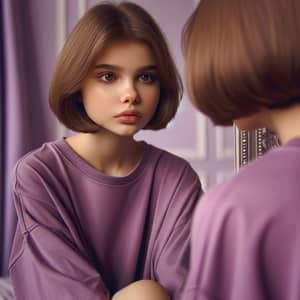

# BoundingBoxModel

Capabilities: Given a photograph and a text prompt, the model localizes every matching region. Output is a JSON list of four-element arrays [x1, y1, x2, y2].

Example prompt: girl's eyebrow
[[94, 64, 158, 72]]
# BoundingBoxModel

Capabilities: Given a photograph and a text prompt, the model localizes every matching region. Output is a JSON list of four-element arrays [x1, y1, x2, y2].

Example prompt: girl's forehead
[[94, 40, 157, 66]]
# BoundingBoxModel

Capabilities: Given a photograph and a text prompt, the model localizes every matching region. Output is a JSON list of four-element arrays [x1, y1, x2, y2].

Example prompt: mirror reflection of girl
[[181, 0, 300, 299], [9, 2, 203, 299]]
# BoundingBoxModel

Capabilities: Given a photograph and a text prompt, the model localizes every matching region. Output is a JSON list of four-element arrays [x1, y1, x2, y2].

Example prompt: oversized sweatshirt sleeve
[[153, 165, 203, 300], [9, 159, 110, 300]]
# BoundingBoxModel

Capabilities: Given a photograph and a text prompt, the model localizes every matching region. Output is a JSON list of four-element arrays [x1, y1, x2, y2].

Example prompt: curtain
[[0, 0, 58, 275]]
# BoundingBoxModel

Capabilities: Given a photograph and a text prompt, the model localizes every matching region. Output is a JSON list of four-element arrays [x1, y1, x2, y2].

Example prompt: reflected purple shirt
[[9, 139, 202, 300], [181, 138, 300, 300]]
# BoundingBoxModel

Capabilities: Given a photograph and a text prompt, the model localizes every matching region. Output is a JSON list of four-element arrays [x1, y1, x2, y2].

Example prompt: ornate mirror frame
[[235, 127, 280, 170]]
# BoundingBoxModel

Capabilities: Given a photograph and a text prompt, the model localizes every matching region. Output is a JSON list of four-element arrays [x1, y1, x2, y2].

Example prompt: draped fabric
[[0, 0, 58, 275], [0, 0, 4, 276]]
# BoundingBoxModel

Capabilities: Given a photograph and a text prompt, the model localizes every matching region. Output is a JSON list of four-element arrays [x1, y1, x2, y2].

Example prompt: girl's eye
[[138, 73, 157, 84], [98, 72, 116, 82]]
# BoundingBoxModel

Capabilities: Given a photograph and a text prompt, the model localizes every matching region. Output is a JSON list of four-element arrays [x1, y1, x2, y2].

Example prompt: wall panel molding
[[170, 113, 207, 160], [78, 0, 87, 17], [56, 0, 67, 53], [216, 127, 234, 160]]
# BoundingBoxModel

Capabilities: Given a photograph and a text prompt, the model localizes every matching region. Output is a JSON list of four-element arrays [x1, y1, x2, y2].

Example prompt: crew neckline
[[53, 138, 153, 185]]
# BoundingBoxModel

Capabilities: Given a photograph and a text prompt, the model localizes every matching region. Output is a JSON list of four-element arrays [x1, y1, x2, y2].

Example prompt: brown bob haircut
[[49, 1, 182, 132], [182, 0, 300, 126]]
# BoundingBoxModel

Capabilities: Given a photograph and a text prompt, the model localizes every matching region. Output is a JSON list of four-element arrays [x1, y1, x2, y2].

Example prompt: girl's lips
[[115, 111, 142, 124], [116, 110, 141, 117]]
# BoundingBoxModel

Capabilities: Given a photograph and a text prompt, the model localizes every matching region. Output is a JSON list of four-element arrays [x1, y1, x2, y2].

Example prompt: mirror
[[235, 127, 280, 169]]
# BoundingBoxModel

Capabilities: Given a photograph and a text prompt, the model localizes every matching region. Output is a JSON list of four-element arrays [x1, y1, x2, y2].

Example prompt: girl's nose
[[120, 82, 139, 104], [120, 93, 137, 104]]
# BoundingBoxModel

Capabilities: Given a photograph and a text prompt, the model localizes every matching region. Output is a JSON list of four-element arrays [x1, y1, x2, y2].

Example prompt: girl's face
[[81, 40, 160, 137]]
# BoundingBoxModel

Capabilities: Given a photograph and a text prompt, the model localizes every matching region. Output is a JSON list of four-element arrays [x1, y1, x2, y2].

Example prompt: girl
[[181, 0, 300, 299], [9, 2, 202, 300]]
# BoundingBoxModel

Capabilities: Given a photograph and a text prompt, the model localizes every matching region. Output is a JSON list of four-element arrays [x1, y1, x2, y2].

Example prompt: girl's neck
[[66, 130, 144, 177], [268, 104, 300, 144]]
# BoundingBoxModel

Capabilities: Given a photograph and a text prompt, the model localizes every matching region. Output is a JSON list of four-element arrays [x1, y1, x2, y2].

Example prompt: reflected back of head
[[182, 0, 300, 126]]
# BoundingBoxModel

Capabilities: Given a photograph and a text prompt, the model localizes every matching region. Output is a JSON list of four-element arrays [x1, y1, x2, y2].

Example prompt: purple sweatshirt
[[181, 137, 300, 300], [9, 139, 202, 300]]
